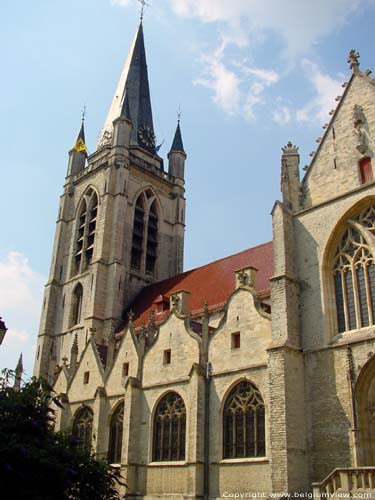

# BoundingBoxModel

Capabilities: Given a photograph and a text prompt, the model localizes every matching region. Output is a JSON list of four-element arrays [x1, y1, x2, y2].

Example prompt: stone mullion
[[352, 261, 362, 329]]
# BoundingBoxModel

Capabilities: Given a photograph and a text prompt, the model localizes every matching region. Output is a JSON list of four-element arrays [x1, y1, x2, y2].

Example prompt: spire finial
[[138, 0, 149, 21], [177, 104, 182, 124], [81, 104, 86, 123]]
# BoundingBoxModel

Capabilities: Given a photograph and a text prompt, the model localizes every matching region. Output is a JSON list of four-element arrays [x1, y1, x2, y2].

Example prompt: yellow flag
[[73, 137, 87, 153]]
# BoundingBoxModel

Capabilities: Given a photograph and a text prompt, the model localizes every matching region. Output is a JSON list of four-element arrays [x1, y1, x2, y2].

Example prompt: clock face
[[138, 125, 156, 149]]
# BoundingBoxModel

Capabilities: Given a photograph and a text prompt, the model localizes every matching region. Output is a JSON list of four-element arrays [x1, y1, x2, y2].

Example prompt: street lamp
[[0, 317, 8, 345]]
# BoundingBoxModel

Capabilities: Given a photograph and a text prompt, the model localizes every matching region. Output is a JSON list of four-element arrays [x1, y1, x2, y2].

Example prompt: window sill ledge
[[148, 461, 187, 467], [218, 457, 269, 464]]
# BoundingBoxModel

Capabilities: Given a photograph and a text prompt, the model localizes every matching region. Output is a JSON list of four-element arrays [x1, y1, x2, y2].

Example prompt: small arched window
[[333, 205, 375, 333], [71, 283, 83, 327], [223, 380, 265, 459], [72, 406, 93, 451], [74, 190, 98, 275], [131, 191, 159, 275], [153, 392, 186, 462], [108, 402, 124, 464]]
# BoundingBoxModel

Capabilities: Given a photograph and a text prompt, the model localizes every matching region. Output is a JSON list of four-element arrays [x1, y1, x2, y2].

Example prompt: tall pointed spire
[[13, 353, 23, 391], [98, 22, 156, 152]]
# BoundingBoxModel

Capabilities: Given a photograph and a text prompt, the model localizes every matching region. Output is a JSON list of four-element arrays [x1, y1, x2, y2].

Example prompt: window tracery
[[333, 205, 375, 333], [223, 380, 265, 459], [72, 406, 93, 451], [108, 402, 124, 464], [153, 392, 186, 462]]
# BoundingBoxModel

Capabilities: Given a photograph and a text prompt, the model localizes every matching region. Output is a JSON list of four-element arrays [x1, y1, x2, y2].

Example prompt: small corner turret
[[168, 120, 186, 180], [112, 92, 133, 150], [281, 142, 301, 212], [67, 120, 87, 177]]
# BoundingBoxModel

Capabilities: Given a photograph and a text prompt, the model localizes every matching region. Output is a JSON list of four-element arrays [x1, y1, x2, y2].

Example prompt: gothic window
[[333, 205, 375, 333], [359, 158, 373, 184], [131, 192, 159, 275], [223, 380, 265, 459], [71, 283, 83, 327], [108, 402, 124, 464], [153, 392, 186, 462], [131, 196, 145, 270], [72, 406, 93, 451], [74, 189, 98, 274]]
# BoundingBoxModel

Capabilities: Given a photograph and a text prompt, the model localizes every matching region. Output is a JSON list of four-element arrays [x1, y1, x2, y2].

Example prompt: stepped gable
[[126, 241, 273, 329]]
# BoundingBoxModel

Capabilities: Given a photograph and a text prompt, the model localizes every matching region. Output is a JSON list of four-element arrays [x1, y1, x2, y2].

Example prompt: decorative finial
[[282, 142, 299, 155], [348, 50, 360, 72], [81, 104, 86, 123], [62, 355, 68, 366], [128, 310, 134, 323], [177, 104, 182, 124], [138, 0, 150, 22]]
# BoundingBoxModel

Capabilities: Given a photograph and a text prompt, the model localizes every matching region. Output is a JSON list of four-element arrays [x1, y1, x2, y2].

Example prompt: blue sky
[[1, 0, 375, 375]]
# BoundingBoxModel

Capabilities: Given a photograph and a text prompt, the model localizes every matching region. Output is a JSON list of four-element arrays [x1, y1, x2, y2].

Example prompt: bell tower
[[34, 21, 187, 380]]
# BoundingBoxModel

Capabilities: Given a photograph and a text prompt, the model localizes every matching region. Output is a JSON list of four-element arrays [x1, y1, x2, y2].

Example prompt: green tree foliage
[[0, 371, 124, 500]]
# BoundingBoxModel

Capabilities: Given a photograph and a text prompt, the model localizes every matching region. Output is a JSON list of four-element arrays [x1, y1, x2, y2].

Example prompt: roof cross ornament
[[138, 0, 150, 21], [177, 104, 182, 124]]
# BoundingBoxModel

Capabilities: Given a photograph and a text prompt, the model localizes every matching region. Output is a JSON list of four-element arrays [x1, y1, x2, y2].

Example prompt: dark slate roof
[[169, 122, 185, 154], [123, 241, 273, 329], [125, 22, 155, 151]]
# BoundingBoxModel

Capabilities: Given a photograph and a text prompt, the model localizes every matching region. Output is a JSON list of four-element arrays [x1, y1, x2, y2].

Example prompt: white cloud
[[296, 59, 342, 124], [273, 106, 292, 125], [0, 252, 45, 376], [194, 39, 279, 119], [111, 0, 132, 6], [169, 0, 370, 59]]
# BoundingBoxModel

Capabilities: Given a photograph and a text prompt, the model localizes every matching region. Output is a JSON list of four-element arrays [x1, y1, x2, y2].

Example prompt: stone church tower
[[34, 22, 187, 380], [34, 21, 375, 498]]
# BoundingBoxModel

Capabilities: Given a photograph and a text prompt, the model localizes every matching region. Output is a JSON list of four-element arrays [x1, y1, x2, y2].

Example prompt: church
[[33, 18, 375, 499]]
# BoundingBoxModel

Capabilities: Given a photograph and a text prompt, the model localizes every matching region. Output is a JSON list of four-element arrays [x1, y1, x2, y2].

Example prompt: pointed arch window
[[108, 402, 124, 464], [131, 191, 159, 275], [71, 283, 83, 327], [72, 406, 93, 451], [74, 190, 98, 274], [223, 380, 265, 459], [153, 392, 186, 462], [333, 205, 375, 333]]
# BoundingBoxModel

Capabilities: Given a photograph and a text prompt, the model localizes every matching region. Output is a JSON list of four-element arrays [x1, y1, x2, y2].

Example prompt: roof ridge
[[142, 240, 273, 292]]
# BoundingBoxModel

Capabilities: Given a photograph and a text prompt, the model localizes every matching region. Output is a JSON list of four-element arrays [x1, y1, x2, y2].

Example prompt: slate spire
[[169, 122, 185, 154], [98, 22, 155, 151]]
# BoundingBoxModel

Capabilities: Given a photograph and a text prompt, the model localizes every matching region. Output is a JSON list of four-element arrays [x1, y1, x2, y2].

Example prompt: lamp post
[[0, 317, 8, 345]]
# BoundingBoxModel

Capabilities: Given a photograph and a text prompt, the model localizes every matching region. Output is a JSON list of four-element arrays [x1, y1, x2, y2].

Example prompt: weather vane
[[138, 0, 150, 21], [81, 104, 86, 122]]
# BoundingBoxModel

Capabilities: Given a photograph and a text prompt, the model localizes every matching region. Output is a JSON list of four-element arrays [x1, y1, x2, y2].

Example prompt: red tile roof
[[126, 241, 273, 329]]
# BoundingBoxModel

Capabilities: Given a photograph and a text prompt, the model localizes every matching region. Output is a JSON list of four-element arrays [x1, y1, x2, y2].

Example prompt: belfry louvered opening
[[131, 191, 159, 275], [333, 205, 375, 333], [74, 189, 98, 275]]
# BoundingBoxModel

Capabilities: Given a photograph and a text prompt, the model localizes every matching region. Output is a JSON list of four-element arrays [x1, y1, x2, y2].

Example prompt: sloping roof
[[127, 241, 273, 329]]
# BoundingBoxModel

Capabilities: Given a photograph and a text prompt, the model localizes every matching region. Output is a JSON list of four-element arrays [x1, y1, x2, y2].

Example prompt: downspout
[[204, 361, 212, 500]]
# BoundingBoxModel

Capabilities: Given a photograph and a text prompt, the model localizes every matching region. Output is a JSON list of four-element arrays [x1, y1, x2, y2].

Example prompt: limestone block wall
[[303, 73, 375, 208]]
